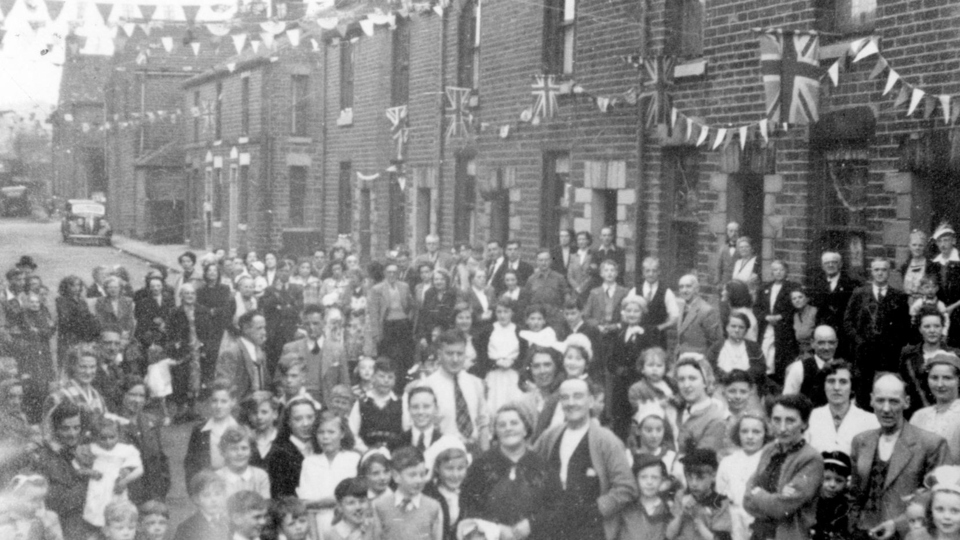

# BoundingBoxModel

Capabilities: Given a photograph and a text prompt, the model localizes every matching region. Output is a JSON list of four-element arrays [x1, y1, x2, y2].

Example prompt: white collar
[[687, 398, 713, 416], [225, 466, 253, 482], [935, 249, 960, 264], [240, 337, 259, 360], [289, 435, 313, 455], [202, 416, 236, 432], [563, 420, 590, 436], [394, 492, 422, 509], [412, 425, 434, 440]]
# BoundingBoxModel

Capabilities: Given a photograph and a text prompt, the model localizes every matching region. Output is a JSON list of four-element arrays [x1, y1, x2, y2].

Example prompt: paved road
[[0, 218, 194, 526]]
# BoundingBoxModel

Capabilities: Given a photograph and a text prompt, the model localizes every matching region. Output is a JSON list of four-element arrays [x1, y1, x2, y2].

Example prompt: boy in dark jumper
[[348, 358, 403, 452]]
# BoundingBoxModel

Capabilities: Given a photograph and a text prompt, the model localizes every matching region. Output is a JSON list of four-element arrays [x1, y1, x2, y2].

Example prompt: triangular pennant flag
[[260, 20, 285, 34], [696, 125, 709, 147], [759, 119, 769, 144], [923, 95, 936, 120], [671, 107, 678, 129], [883, 69, 899, 96], [499, 124, 510, 138], [260, 32, 274, 49], [317, 17, 338, 30], [46, 0, 65, 21], [94, 3, 112, 23], [685, 117, 693, 141], [190, 41, 200, 56], [286, 28, 300, 47], [849, 37, 869, 55], [433, 4, 443, 15], [161, 36, 173, 53], [907, 87, 925, 116], [739, 125, 749, 150], [182, 5, 200, 23], [397, 175, 406, 191], [827, 61, 840, 86], [853, 38, 879, 63], [121, 23, 135, 37], [712, 128, 727, 150], [894, 85, 910, 109], [138, 4, 156, 20], [231, 33, 245, 54], [868, 57, 887, 80], [359, 18, 374, 36], [250, 39, 260, 53], [138, 23, 151, 36], [227, 62, 236, 72], [596, 97, 610, 113]]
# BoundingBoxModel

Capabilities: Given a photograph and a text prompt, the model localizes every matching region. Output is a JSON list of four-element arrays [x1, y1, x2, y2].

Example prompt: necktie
[[401, 497, 412, 512], [416, 432, 426, 452], [644, 285, 652, 301], [311, 339, 321, 355], [453, 377, 474, 438]]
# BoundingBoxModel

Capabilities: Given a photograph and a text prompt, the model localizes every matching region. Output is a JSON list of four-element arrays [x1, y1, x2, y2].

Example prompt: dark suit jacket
[[216, 335, 267, 398], [168, 305, 219, 353], [367, 280, 414, 348], [267, 436, 309, 498], [134, 293, 175, 346], [716, 242, 739, 285], [806, 272, 860, 334], [183, 422, 211, 486], [424, 481, 459, 540], [93, 296, 135, 336], [843, 285, 910, 370], [754, 280, 801, 374], [400, 427, 443, 450], [31, 443, 89, 540], [281, 336, 351, 405], [463, 286, 496, 327], [172, 511, 229, 540], [417, 287, 461, 339], [550, 245, 573, 275], [677, 296, 723, 355], [850, 423, 951, 533], [583, 284, 629, 328]]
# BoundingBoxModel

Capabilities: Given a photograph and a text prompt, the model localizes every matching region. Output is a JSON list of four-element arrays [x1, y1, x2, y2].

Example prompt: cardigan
[[743, 441, 824, 540], [677, 400, 729, 456], [532, 419, 639, 540]]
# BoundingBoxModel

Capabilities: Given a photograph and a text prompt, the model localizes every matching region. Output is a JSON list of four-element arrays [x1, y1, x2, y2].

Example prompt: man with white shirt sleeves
[[630, 257, 679, 348], [412, 330, 490, 452], [528, 378, 637, 540], [782, 325, 842, 405], [803, 359, 878, 455]]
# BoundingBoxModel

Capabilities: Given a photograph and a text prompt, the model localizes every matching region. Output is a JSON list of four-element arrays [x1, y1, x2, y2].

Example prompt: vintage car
[[61, 199, 112, 246]]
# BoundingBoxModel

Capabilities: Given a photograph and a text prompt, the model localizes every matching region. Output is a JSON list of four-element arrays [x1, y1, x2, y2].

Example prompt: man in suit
[[567, 231, 597, 305], [259, 259, 303, 376], [412, 234, 453, 273], [282, 304, 351, 406], [676, 274, 723, 355], [216, 311, 267, 399], [524, 248, 569, 319], [716, 221, 740, 286], [583, 260, 629, 334], [485, 240, 506, 289], [807, 250, 861, 350], [630, 257, 680, 349], [550, 228, 575, 275], [492, 239, 535, 296], [849, 374, 950, 540], [366, 262, 415, 376], [755, 259, 800, 383], [843, 257, 910, 405], [528, 378, 638, 540], [86, 265, 108, 298], [593, 227, 626, 285]]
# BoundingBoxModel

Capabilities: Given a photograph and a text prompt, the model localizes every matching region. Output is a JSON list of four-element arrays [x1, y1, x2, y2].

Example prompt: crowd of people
[[2, 222, 960, 540]]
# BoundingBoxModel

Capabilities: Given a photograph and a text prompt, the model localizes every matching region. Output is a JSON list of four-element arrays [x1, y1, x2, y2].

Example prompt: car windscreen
[[70, 203, 105, 216]]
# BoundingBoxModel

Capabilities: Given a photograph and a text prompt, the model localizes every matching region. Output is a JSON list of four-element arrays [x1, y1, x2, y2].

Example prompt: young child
[[486, 298, 525, 414], [666, 449, 732, 540], [84, 417, 144, 528], [518, 304, 558, 350], [227, 490, 269, 540], [633, 347, 680, 445], [348, 358, 403, 452], [266, 497, 311, 540], [240, 391, 279, 468], [352, 356, 376, 401], [371, 447, 443, 540], [911, 276, 950, 337], [716, 412, 770, 540], [137, 500, 169, 540], [328, 384, 356, 420], [628, 401, 679, 478], [216, 426, 271, 499], [184, 378, 239, 486], [812, 451, 853, 540], [360, 451, 394, 502], [423, 446, 469, 540], [277, 354, 322, 410], [173, 470, 228, 540], [623, 454, 674, 540], [144, 344, 183, 425], [903, 465, 960, 540], [298, 411, 361, 537], [5, 474, 63, 540], [328, 478, 372, 540], [97, 500, 138, 540]]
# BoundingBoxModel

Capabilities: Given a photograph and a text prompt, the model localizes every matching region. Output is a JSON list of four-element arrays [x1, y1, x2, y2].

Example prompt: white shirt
[[488, 257, 504, 285], [202, 417, 238, 469], [717, 341, 750, 373], [878, 430, 900, 461], [562, 247, 570, 267], [934, 249, 960, 264], [910, 400, 960, 463], [873, 284, 889, 301], [558, 422, 589, 489], [406, 370, 488, 441], [297, 450, 361, 501], [716, 449, 763, 540], [804, 404, 880, 455], [577, 249, 589, 265], [732, 257, 756, 282], [504, 288, 519, 301], [472, 287, 489, 314], [240, 337, 259, 362], [394, 491, 422, 511], [769, 283, 782, 312], [410, 426, 436, 448], [438, 485, 461, 523], [488, 323, 520, 364], [782, 355, 828, 396], [217, 466, 271, 499]]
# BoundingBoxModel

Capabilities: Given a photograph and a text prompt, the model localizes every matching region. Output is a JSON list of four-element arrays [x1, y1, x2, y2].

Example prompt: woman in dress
[[133, 275, 174, 348], [723, 280, 758, 342], [791, 287, 819, 355], [900, 229, 934, 300], [675, 353, 728, 456], [909, 351, 960, 463], [43, 344, 108, 431], [730, 236, 758, 283], [116, 375, 170, 505], [196, 262, 234, 361], [319, 260, 349, 305], [716, 411, 770, 540], [417, 268, 460, 342], [55, 275, 100, 363], [901, 307, 960, 417], [267, 397, 319, 498], [464, 268, 496, 330], [297, 410, 360, 537], [706, 312, 767, 390], [93, 276, 136, 338], [461, 404, 550, 540]]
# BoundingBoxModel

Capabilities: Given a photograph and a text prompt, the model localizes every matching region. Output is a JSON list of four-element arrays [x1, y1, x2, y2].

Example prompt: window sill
[[673, 59, 708, 81]]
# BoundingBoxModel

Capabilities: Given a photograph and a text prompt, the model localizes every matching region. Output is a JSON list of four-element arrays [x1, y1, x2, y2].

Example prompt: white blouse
[[717, 341, 750, 373], [297, 450, 361, 501]]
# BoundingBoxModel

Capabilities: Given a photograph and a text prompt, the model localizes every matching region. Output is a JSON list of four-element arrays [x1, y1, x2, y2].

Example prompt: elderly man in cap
[[909, 350, 960, 463], [932, 222, 960, 347]]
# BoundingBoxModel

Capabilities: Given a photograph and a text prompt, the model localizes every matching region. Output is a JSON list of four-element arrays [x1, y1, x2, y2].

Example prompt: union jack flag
[[445, 86, 472, 139], [636, 56, 675, 128], [386, 105, 409, 161], [759, 30, 822, 124], [531, 75, 560, 121]]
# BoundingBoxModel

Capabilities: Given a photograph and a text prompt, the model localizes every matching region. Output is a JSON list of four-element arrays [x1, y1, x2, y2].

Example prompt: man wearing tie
[[216, 311, 268, 398], [843, 258, 910, 405], [550, 228, 575, 275], [366, 262, 415, 376], [629, 257, 680, 348], [492, 239, 534, 295], [593, 227, 626, 285], [716, 221, 740, 286], [260, 259, 303, 376], [412, 234, 453, 273], [806, 250, 860, 345], [282, 304, 351, 406], [485, 240, 505, 286], [676, 274, 723, 355], [402, 386, 443, 452]]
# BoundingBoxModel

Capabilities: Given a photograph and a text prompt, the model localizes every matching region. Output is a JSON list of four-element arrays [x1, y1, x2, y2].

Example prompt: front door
[[228, 165, 239, 251]]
